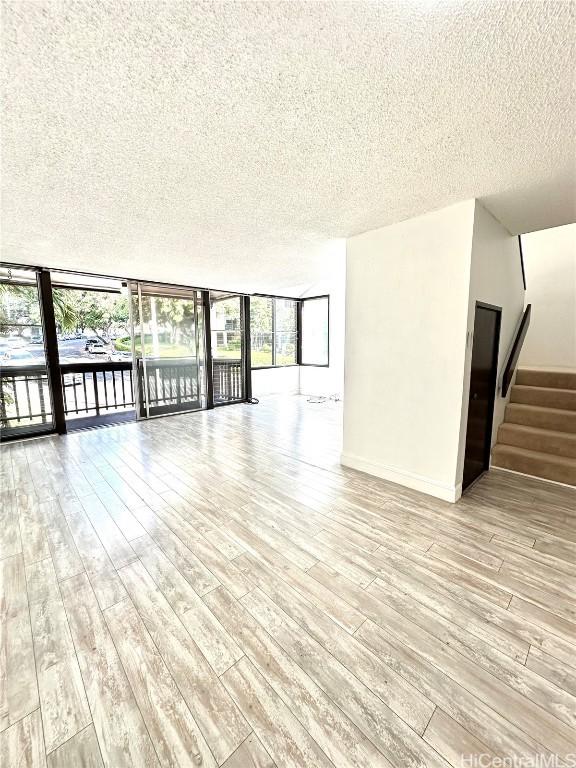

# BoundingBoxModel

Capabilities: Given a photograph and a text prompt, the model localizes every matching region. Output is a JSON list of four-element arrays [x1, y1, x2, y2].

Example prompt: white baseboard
[[341, 452, 462, 503]]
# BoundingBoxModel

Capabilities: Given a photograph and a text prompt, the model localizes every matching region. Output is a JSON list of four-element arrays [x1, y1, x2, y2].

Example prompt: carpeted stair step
[[505, 403, 576, 434], [516, 368, 576, 390], [497, 422, 576, 458], [510, 384, 576, 411], [491, 444, 576, 486]]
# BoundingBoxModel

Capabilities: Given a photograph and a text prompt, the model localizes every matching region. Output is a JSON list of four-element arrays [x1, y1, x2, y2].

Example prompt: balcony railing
[[0, 364, 53, 433], [0, 361, 136, 435], [137, 357, 201, 416], [213, 358, 243, 403], [1, 356, 244, 436], [61, 361, 135, 418]]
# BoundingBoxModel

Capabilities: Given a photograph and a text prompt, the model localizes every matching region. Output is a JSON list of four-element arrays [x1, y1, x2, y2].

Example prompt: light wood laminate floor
[[1, 395, 575, 767]]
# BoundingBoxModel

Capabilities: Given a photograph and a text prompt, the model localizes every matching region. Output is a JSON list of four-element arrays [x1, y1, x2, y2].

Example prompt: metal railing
[[61, 361, 135, 417], [0, 361, 136, 434], [0, 364, 52, 429], [137, 357, 201, 416], [1, 356, 244, 433], [213, 358, 243, 403]]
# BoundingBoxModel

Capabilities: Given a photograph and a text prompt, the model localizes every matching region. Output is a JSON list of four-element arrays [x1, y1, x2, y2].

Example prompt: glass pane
[[211, 293, 244, 403], [134, 289, 205, 417], [251, 332, 273, 367], [0, 270, 137, 432], [275, 299, 297, 333], [51, 287, 132, 364], [1, 269, 54, 437], [138, 295, 199, 358], [49, 276, 137, 426], [250, 297, 273, 332], [274, 299, 297, 365], [211, 297, 242, 359], [275, 331, 297, 365], [301, 296, 329, 366], [250, 297, 273, 367], [0, 288, 43, 364]]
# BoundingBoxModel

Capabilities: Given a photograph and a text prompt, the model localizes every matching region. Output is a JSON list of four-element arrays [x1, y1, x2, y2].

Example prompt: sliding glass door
[[132, 284, 207, 418], [0, 266, 54, 439]]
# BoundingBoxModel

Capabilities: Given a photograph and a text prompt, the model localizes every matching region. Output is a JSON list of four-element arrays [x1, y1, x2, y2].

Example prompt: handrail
[[212, 357, 242, 364], [518, 235, 526, 290], [0, 364, 47, 377], [135, 356, 198, 369], [501, 304, 531, 397], [60, 361, 132, 373]]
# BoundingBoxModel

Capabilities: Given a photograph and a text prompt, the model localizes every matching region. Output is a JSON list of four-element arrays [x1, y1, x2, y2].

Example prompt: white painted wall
[[519, 223, 576, 370], [342, 200, 475, 502], [455, 202, 525, 485], [299, 240, 346, 398], [251, 366, 300, 397]]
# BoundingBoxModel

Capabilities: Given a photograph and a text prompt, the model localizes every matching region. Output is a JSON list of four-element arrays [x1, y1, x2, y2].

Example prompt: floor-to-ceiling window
[[1, 261, 333, 440], [132, 283, 207, 417], [0, 266, 54, 438], [210, 292, 246, 404], [49, 272, 136, 428]]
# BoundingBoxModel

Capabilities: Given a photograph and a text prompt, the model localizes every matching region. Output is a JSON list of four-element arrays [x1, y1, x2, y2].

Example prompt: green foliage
[[51, 291, 77, 331], [114, 334, 191, 358], [114, 336, 132, 352], [0, 283, 41, 329], [249, 296, 273, 332], [0, 283, 119, 336], [148, 297, 196, 344], [53, 289, 129, 336]]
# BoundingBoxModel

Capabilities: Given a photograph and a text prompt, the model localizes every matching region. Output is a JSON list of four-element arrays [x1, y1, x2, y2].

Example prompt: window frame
[[250, 294, 299, 370], [249, 293, 330, 370], [299, 294, 330, 368]]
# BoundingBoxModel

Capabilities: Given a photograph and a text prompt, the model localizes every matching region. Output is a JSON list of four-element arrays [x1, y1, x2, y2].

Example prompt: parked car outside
[[87, 341, 107, 354]]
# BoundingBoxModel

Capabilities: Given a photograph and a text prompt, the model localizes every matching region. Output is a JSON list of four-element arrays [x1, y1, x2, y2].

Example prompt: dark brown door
[[463, 303, 501, 490]]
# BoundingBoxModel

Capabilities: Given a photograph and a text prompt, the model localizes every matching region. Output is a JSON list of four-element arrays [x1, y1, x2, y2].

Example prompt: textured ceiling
[[1, 0, 574, 294]]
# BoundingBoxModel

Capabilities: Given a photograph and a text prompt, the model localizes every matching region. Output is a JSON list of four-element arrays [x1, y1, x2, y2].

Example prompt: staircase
[[491, 368, 576, 486]]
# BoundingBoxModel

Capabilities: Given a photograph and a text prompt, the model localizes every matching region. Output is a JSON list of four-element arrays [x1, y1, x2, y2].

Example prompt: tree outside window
[[250, 297, 297, 367]]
